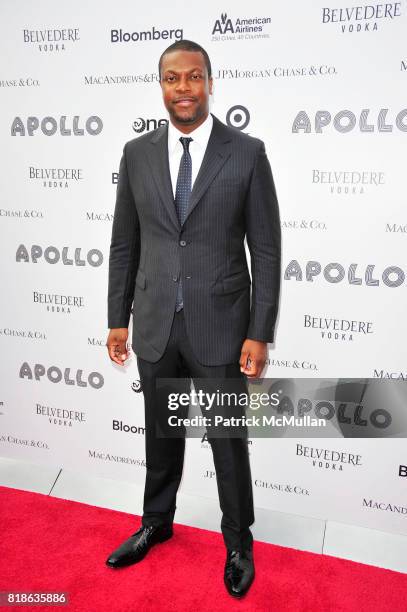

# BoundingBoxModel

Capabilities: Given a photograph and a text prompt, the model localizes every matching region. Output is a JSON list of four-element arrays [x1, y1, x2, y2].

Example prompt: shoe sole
[[106, 532, 173, 569]]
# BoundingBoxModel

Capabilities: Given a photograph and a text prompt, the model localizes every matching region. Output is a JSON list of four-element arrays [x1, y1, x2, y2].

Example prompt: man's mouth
[[173, 98, 197, 107]]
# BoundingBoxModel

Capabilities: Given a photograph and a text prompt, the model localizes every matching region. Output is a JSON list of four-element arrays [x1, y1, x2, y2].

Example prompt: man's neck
[[169, 112, 209, 134]]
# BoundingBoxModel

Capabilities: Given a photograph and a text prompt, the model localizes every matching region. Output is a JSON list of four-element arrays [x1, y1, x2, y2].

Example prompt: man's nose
[[175, 75, 190, 92]]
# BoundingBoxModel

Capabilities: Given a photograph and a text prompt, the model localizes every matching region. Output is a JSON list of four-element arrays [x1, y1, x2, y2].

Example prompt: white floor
[[1, 456, 407, 574]]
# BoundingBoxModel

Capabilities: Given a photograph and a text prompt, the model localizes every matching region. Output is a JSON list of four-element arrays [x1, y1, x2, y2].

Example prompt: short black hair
[[158, 39, 212, 80]]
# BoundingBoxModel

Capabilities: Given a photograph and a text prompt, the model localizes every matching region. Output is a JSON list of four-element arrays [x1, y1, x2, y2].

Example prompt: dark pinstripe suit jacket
[[108, 113, 281, 366]]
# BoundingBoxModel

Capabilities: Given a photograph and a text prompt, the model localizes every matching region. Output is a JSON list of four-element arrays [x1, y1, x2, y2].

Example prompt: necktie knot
[[179, 136, 192, 152]]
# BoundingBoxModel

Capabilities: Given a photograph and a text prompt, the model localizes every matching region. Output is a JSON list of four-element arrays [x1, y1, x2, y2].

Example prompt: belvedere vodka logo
[[36, 403, 86, 427], [304, 314, 373, 342], [312, 169, 385, 194], [296, 443, 362, 471], [33, 291, 84, 314], [29, 167, 83, 189], [23, 28, 80, 52], [322, 3, 402, 33]]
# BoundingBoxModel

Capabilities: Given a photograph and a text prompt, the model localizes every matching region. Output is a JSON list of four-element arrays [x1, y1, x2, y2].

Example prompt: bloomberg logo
[[111, 26, 183, 43], [113, 420, 145, 435]]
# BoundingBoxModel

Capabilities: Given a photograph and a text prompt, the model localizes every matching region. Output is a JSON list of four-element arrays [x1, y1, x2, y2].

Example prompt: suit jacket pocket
[[222, 270, 251, 295], [135, 269, 146, 290]]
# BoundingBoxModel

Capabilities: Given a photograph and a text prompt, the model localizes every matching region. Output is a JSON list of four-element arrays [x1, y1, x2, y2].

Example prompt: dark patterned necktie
[[174, 136, 192, 312]]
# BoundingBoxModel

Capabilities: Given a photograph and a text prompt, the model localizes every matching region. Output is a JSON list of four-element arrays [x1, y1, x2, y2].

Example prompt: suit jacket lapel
[[183, 115, 232, 225], [146, 124, 181, 231], [146, 114, 232, 229]]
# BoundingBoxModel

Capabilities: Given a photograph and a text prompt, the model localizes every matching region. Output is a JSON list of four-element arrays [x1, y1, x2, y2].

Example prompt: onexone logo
[[292, 109, 407, 133], [20, 363, 104, 389], [111, 26, 183, 43], [132, 117, 167, 133], [11, 116, 103, 136], [226, 105, 250, 131], [16, 244, 103, 267]]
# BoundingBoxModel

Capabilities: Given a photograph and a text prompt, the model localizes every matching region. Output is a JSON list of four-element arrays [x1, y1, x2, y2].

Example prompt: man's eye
[[166, 76, 176, 82], [191, 74, 202, 79]]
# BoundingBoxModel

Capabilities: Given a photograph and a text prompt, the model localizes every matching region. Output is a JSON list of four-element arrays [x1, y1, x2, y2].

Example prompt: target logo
[[226, 105, 251, 131]]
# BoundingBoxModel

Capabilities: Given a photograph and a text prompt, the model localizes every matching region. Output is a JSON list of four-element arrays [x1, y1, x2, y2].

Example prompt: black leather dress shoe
[[224, 548, 255, 597], [106, 525, 173, 568]]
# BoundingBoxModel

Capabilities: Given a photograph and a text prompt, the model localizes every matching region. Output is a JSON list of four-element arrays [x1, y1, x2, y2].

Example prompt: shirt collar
[[167, 112, 213, 154]]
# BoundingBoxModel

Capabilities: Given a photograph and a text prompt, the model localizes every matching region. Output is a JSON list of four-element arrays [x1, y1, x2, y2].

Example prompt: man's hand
[[240, 339, 268, 378], [106, 328, 129, 366]]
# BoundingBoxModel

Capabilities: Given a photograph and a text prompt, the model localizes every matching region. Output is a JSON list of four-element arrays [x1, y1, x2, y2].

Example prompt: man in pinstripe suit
[[106, 40, 281, 597]]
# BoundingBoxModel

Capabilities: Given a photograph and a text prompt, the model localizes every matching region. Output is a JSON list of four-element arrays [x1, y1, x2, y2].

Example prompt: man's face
[[160, 50, 213, 130]]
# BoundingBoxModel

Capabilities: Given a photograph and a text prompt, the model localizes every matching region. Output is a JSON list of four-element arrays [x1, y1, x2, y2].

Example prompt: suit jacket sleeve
[[245, 141, 281, 343], [107, 143, 140, 329]]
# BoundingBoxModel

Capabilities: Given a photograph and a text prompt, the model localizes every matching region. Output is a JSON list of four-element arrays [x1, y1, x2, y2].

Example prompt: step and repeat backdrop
[[1, 0, 406, 537]]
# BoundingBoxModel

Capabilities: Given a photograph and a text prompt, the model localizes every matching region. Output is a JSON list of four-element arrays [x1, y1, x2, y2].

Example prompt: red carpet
[[0, 486, 406, 612]]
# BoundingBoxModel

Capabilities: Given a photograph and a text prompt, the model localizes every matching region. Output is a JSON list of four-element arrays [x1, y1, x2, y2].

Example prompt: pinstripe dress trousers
[[136, 308, 255, 552]]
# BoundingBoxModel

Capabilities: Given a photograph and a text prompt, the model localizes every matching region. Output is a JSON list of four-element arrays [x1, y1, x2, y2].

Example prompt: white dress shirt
[[167, 113, 213, 198]]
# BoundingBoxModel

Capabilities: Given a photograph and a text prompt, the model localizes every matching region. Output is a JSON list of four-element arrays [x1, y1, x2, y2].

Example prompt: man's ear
[[209, 77, 213, 95]]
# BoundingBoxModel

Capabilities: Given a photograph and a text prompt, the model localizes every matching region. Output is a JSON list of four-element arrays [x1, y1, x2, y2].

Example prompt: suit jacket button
[[179, 240, 187, 247], [172, 275, 178, 282]]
